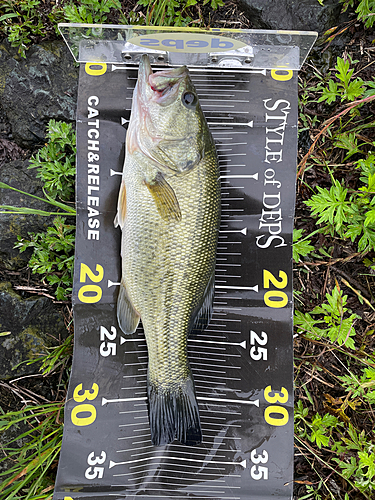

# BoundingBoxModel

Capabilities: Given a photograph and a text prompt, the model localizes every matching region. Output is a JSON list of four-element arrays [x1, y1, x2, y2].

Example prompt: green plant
[[299, 112, 319, 133], [311, 55, 375, 122], [0, 181, 76, 217], [305, 155, 375, 252], [204, 0, 224, 8], [0, 0, 45, 58], [305, 177, 354, 232], [363, 254, 375, 274], [298, 483, 326, 500], [29, 120, 76, 202], [39, 334, 73, 376], [340, 0, 375, 28], [0, 403, 64, 500], [136, 0, 224, 27], [293, 228, 315, 262], [0, 120, 77, 300], [0, 120, 76, 217], [11, 334, 73, 385], [15, 216, 75, 301], [295, 401, 375, 498], [294, 284, 360, 349], [316, 56, 365, 104], [0, 332, 72, 499], [295, 400, 342, 449], [339, 364, 375, 405], [333, 424, 375, 493], [63, 0, 122, 24], [138, 0, 199, 26], [295, 14, 375, 499]]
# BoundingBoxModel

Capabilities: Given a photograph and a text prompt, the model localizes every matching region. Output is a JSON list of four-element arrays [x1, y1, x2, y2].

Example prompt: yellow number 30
[[70, 383, 99, 427]]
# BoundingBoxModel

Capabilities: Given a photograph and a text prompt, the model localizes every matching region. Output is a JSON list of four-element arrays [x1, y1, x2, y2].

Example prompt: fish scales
[[124, 150, 219, 381], [115, 55, 220, 447]]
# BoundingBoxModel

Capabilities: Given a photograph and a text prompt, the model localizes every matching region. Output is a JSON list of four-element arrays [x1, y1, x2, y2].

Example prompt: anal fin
[[117, 281, 140, 334], [145, 172, 181, 222]]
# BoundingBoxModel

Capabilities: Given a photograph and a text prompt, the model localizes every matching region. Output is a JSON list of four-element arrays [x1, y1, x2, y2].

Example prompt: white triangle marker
[[219, 227, 247, 235], [220, 173, 259, 180], [108, 280, 121, 288], [209, 120, 253, 127], [110, 169, 122, 176]]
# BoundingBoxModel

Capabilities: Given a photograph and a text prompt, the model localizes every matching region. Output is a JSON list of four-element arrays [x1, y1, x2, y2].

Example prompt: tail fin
[[147, 373, 202, 447]]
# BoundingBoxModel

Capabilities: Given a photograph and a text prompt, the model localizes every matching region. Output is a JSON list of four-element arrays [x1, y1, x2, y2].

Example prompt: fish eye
[[182, 91, 197, 109]]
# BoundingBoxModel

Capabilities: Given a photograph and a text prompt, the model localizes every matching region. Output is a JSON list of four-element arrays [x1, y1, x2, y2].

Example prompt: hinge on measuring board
[[121, 42, 255, 68], [121, 42, 168, 64], [207, 45, 254, 68]]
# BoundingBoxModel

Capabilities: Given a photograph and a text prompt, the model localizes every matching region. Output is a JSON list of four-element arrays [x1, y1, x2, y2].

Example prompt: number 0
[[264, 406, 289, 426], [78, 285, 102, 303], [264, 291, 288, 308], [71, 404, 96, 427], [85, 63, 107, 76], [271, 69, 293, 81]]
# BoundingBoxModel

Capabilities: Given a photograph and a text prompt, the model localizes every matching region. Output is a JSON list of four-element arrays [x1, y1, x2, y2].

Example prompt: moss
[[38, 41, 62, 59], [0, 281, 20, 298], [8, 215, 22, 236], [19, 325, 47, 354], [0, 44, 13, 96]]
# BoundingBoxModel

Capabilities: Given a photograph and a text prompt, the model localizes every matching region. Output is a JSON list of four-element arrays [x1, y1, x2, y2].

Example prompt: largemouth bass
[[115, 55, 220, 447]]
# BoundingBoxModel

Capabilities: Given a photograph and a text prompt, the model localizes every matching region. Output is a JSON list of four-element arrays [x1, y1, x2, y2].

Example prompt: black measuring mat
[[53, 62, 297, 500]]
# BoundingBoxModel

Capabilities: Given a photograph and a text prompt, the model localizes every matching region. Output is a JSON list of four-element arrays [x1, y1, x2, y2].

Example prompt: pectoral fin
[[114, 180, 127, 229], [145, 172, 181, 222], [117, 281, 140, 334]]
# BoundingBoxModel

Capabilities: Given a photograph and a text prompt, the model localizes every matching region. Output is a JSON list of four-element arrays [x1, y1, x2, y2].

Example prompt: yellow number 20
[[78, 263, 104, 304]]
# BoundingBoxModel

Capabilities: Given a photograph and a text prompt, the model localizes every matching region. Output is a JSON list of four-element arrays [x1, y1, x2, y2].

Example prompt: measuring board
[[53, 58, 298, 500]]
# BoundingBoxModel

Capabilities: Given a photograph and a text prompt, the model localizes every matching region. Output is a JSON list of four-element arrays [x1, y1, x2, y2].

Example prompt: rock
[[237, 0, 346, 35], [0, 282, 68, 380], [0, 40, 78, 149], [0, 159, 55, 269], [237, 0, 352, 75], [0, 102, 12, 140]]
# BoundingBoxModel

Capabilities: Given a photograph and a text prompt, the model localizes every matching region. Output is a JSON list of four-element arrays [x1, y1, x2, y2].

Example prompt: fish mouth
[[139, 54, 188, 105], [138, 53, 153, 85]]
